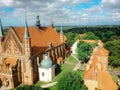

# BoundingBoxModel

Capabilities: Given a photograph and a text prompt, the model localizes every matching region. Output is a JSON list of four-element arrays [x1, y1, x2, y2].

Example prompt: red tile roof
[[79, 40, 98, 44], [92, 47, 109, 56], [11, 26, 62, 56], [84, 56, 100, 80], [84, 55, 118, 90], [98, 71, 118, 90]]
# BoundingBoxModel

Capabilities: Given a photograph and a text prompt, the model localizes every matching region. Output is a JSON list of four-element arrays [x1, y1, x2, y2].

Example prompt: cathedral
[[0, 16, 69, 88]]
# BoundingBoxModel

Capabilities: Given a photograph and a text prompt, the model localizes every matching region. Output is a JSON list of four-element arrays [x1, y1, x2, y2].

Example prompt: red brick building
[[0, 16, 69, 88], [84, 41, 118, 90]]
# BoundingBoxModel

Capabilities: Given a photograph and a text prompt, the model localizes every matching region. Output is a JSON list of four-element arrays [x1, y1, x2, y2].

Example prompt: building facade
[[0, 16, 68, 88], [84, 41, 118, 90], [39, 54, 55, 82]]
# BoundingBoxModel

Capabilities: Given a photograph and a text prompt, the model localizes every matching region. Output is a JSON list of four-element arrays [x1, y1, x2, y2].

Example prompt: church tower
[[0, 19, 3, 54], [23, 17, 33, 85], [36, 16, 41, 28], [24, 19, 31, 57], [60, 24, 64, 43]]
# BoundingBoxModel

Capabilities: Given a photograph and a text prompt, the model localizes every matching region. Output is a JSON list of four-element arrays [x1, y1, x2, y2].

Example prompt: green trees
[[105, 37, 120, 67], [65, 32, 79, 46], [81, 32, 99, 40], [16, 85, 42, 90], [57, 71, 86, 90], [77, 41, 97, 63]]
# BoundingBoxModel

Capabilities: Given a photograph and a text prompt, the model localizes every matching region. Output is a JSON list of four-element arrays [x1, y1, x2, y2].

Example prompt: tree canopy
[[16, 85, 42, 90], [105, 37, 120, 67], [65, 32, 79, 46], [57, 71, 86, 90], [81, 32, 99, 40], [77, 41, 97, 63]]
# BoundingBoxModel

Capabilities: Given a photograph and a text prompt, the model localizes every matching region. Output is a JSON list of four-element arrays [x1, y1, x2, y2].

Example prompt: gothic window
[[6, 43, 11, 54], [14, 43, 20, 55], [42, 72, 44, 77], [23, 61, 26, 72]]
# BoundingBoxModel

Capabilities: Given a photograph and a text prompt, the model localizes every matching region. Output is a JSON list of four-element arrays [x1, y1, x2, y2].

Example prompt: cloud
[[101, 0, 120, 9], [0, 0, 120, 26]]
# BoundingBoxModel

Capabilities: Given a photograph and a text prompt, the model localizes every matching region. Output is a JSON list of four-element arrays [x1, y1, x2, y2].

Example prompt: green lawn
[[14, 55, 84, 90], [35, 81, 49, 86], [45, 85, 57, 90], [54, 63, 74, 81], [66, 55, 79, 65]]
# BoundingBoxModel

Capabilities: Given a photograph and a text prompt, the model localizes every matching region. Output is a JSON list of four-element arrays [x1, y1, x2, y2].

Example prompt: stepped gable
[[84, 44, 118, 90], [12, 26, 62, 56], [84, 56, 100, 80]]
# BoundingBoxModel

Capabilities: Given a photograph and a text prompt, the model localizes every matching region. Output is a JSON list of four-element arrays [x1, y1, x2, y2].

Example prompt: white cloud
[[0, 0, 120, 26], [101, 0, 120, 8], [0, 0, 13, 7]]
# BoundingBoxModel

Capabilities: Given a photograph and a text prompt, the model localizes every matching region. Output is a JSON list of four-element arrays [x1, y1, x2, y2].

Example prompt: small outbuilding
[[39, 54, 55, 82]]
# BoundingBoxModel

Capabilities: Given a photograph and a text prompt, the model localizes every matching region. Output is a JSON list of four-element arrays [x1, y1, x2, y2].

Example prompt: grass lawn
[[45, 85, 57, 90], [33, 63, 74, 90], [34, 62, 74, 89], [34, 81, 49, 86], [14, 55, 83, 90], [54, 63, 74, 81], [111, 74, 119, 82], [66, 55, 79, 65]]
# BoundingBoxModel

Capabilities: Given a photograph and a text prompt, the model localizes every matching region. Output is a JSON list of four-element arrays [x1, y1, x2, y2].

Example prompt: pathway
[[40, 81, 57, 88], [65, 60, 73, 65], [40, 54, 85, 88], [71, 54, 79, 62], [0, 86, 11, 90], [71, 54, 85, 71]]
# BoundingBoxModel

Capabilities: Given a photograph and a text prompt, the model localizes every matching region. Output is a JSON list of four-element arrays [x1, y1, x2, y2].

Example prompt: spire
[[0, 19, 3, 37], [24, 15, 30, 39], [60, 23, 64, 43], [60, 23, 63, 34], [36, 15, 41, 28], [51, 17, 54, 28]]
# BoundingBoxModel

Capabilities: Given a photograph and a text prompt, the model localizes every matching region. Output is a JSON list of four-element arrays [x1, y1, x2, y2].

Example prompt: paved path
[[71, 54, 85, 71], [65, 60, 73, 65], [40, 81, 57, 88], [71, 54, 79, 62], [73, 62, 81, 71], [0, 86, 11, 90]]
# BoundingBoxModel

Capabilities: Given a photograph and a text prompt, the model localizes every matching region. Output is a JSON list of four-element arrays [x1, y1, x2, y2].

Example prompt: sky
[[0, 0, 120, 26]]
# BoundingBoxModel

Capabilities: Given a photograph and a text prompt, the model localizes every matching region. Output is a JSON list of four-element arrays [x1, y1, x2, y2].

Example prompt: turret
[[0, 19, 3, 53], [24, 18, 31, 57], [60, 24, 64, 43], [36, 16, 41, 28]]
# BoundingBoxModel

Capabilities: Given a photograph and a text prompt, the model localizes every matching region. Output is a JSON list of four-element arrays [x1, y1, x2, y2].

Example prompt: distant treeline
[[58, 26, 120, 35], [57, 25, 120, 42]]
